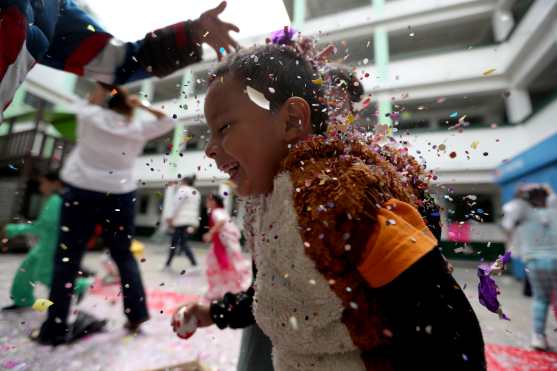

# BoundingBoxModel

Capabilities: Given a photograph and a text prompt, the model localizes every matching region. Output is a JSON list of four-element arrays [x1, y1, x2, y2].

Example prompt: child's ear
[[283, 97, 312, 143]]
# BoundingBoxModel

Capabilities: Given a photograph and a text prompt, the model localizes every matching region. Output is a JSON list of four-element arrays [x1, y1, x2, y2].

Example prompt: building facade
[[1, 0, 556, 254]]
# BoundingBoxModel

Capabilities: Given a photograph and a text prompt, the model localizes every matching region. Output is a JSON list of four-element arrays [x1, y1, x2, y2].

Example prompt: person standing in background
[[35, 83, 175, 345], [502, 184, 557, 350], [164, 176, 201, 270], [2, 171, 91, 311]]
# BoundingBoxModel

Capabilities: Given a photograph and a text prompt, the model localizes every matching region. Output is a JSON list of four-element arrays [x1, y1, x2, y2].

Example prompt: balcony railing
[[0, 129, 74, 170]]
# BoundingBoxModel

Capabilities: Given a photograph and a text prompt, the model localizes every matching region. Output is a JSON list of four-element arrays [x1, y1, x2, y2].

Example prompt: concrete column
[[505, 88, 532, 123], [373, 0, 392, 127], [492, 9, 515, 42], [292, 0, 306, 28]]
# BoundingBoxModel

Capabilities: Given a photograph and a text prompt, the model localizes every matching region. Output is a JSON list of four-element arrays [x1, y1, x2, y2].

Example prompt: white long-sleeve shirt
[[164, 184, 201, 227], [61, 101, 174, 194]]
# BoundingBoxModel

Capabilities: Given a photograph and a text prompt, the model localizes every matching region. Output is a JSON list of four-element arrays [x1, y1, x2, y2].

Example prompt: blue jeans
[[39, 185, 149, 343], [165, 225, 197, 267], [526, 258, 557, 335]]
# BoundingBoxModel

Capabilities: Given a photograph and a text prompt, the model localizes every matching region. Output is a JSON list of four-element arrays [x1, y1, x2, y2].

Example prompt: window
[[389, 16, 495, 62], [446, 193, 495, 223], [528, 55, 557, 114], [142, 132, 173, 155], [181, 124, 208, 152], [23, 92, 54, 111], [305, 0, 369, 20], [511, 0, 535, 31], [438, 115, 485, 129], [152, 75, 182, 103], [396, 119, 430, 131], [323, 34, 374, 66], [138, 195, 150, 214]]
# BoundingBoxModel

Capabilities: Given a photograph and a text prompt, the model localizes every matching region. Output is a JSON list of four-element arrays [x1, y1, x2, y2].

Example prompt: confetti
[[471, 141, 479, 150], [86, 24, 95, 32], [482, 68, 496, 76], [478, 251, 511, 320], [32, 298, 54, 312], [449, 112, 458, 118], [289, 316, 299, 330], [246, 86, 270, 110]]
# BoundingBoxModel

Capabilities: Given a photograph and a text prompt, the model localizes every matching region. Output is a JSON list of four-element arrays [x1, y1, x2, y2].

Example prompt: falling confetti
[[32, 298, 54, 312], [289, 316, 299, 330], [482, 68, 496, 76], [449, 112, 458, 118], [86, 24, 95, 32], [478, 251, 511, 320], [246, 86, 270, 110]]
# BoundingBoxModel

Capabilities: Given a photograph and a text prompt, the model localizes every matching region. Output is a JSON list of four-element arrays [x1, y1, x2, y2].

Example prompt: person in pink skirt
[[203, 193, 251, 300]]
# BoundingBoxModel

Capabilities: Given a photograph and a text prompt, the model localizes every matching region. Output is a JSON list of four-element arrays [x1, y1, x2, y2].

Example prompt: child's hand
[[171, 303, 213, 338], [190, 1, 240, 60], [202, 232, 211, 243]]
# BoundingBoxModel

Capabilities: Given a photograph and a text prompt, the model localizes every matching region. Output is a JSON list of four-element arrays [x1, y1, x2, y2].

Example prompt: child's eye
[[219, 122, 232, 133]]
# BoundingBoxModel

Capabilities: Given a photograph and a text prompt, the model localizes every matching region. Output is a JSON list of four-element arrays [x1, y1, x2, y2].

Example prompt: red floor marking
[[487, 343, 557, 370], [89, 277, 198, 314]]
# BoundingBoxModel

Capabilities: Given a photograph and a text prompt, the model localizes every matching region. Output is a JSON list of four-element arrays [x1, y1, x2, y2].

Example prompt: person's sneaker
[[531, 333, 548, 351], [29, 328, 67, 346]]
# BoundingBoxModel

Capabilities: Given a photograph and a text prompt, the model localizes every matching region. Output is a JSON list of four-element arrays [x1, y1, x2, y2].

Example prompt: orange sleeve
[[357, 199, 437, 288]]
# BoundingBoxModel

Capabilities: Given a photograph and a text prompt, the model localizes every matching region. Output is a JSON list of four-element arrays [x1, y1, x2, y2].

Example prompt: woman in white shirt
[[37, 83, 174, 345]]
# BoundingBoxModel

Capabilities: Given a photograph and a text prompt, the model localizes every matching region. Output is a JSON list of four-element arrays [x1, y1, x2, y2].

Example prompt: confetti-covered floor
[[0, 241, 242, 371], [1, 241, 557, 370]]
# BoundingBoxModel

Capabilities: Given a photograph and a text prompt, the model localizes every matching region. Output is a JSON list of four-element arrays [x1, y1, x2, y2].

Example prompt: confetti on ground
[[32, 298, 53, 312]]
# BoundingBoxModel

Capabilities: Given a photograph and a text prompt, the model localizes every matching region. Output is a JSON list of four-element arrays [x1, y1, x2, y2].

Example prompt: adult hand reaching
[[191, 1, 240, 60]]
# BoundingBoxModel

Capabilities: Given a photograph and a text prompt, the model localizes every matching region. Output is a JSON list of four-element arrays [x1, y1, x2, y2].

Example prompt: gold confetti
[[32, 298, 53, 312], [471, 141, 480, 150], [482, 68, 496, 76], [311, 79, 323, 85]]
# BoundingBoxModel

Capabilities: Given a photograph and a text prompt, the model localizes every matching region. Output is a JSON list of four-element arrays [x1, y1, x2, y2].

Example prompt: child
[[198, 44, 485, 370], [2, 171, 92, 310], [203, 193, 250, 300]]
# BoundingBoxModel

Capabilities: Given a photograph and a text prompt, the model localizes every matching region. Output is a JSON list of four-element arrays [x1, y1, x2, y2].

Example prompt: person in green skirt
[[2, 171, 92, 310]]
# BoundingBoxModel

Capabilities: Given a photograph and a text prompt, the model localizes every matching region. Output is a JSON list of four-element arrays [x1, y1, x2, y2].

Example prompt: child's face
[[204, 74, 310, 197], [38, 178, 60, 196]]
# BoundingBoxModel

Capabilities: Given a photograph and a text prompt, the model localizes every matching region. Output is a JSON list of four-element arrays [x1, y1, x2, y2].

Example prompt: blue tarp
[[496, 132, 557, 203]]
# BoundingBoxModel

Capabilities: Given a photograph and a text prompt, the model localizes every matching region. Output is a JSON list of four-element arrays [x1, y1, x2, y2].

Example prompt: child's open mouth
[[220, 162, 241, 184]]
